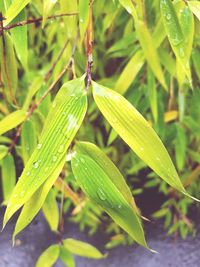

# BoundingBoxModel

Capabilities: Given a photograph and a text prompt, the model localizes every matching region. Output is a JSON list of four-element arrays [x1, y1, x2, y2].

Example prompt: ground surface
[[0, 208, 199, 267]]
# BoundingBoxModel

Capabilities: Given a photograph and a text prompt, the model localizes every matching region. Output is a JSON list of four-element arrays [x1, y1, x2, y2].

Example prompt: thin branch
[[85, 0, 93, 90], [2, 13, 78, 31]]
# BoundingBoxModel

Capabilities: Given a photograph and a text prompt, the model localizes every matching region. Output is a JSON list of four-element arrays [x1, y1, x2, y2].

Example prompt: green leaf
[[147, 67, 158, 123], [63, 238, 106, 259], [119, 0, 138, 21], [1, 153, 16, 202], [71, 148, 149, 249], [21, 120, 37, 164], [0, 33, 18, 102], [0, 110, 26, 136], [188, 1, 200, 21], [160, 0, 192, 83], [75, 141, 137, 210], [92, 81, 196, 199], [79, 0, 90, 40], [60, 246, 75, 267], [136, 20, 167, 90], [3, 77, 88, 227], [4, 0, 30, 26], [42, 0, 58, 28], [42, 189, 59, 231], [13, 157, 65, 239], [35, 244, 60, 267], [175, 124, 186, 172], [0, 145, 8, 160]]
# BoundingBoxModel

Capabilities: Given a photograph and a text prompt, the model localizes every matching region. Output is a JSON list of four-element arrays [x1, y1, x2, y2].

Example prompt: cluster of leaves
[[0, 0, 200, 265]]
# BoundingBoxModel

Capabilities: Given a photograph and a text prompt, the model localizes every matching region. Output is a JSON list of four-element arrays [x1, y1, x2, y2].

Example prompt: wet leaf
[[0, 110, 26, 136], [63, 238, 106, 259], [92, 81, 194, 198], [3, 77, 88, 227], [35, 244, 60, 267], [71, 146, 149, 249]]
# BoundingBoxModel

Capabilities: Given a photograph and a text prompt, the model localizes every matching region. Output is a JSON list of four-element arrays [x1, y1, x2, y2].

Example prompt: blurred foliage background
[[0, 0, 200, 251]]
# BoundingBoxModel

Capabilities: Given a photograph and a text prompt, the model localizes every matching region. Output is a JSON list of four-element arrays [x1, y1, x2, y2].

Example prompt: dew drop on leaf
[[58, 145, 64, 153], [52, 155, 57, 162], [97, 188, 106, 201], [33, 161, 39, 169], [26, 171, 30, 176], [37, 143, 42, 150]]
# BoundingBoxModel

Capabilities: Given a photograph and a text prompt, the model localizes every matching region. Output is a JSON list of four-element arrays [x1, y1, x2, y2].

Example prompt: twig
[[85, 0, 93, 91], [2, 13, 78, 31]]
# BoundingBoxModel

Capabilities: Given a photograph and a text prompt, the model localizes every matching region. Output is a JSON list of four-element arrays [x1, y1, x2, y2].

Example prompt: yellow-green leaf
[[92, 81, 195, 199], [42, 0, 58, 28], [0, 110, 26, 136], [71, 148, 149, 249], [119, 0, 138, 21], [4, 0, 30, 26], [60, 247, 75, 267], [35, 245, 60, 267], [0, 145, 8, 160], [3, 77, 88, 227], [79, 0, 90, 40], [188, 1, 200, 21], [63, 238, 105, 259]]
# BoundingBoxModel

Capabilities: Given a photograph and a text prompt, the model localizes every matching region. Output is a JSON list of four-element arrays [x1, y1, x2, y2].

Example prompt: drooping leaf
[[42, 189, 59, 231], [13, 157, 65, 238], [160, 0, 192, 83], [0, 32, 18, 102], [1, 153, 16, 202], [3, 77, 88, 227], [71, 146, 149, 249], [92, 81, 195, 199], [4, 0, 30, 26], [63, 238, 106, 259], [21, 120, 37, 164], [0, 110, 26, 136], [35, 244, 60, 267], [60, 246, 75, 267], [136, 20, 167, 90]]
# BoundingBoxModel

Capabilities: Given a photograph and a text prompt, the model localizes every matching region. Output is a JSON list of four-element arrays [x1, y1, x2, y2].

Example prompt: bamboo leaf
[[4, 0, 30, 26], [35, 244, 60, 267], [147, 67, 158, 123], [0, 110, 26, 136], [42, 0, 58, 28], [92, 81, 197, 200], [160, 0, 192, 83], [3, 77, 88, 227], [1, 153, 16, 202], [13, 157, 65, 239], [63, 238, 106, 259], [60, 246, 75, 267], [119, 0, 138, 21], [75, 141, 137, 210], [79, 0, 90, 40], [21, 120, 37, 164], [188, 1, 200, 21], [71, 147, 149, 249], [0, 33, 18, 102], [136, 20, 167, 90], [42, 189, 59, 231]]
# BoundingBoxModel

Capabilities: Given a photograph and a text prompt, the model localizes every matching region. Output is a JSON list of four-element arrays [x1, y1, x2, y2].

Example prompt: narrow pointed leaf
[[13, 157, 65, 238], [4, 0, 30, 26], [3, 77, 88, 227], [119, 0, 138, 21], [92, 81, 190, 196], [0, 110, 26, 136], [42, 0, 58, 27], [79, 0, 90, 40], [1, 153, 16, 202], [75, 141, 137, 210], [188, 1, 200, 21], [0, 145, 8, 160], [160, 0, 191, 83], [35, 245, 60, 267], [60, 247, 75, 267], [63, 238, 105, 259], [71, 151, 149, 249], [136, 20, 167, 90]]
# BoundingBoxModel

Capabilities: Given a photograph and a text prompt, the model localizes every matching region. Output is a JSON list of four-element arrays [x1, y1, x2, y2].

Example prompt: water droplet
[[156, 157, 160, 161], [166, 13, 171, 20], [118, 204, 122, 209], [97, 188, 106, 201], [171, 35, 182, 46], [140, 147, 144, 151], [179, 48, 185, 58], [80, 157, 85, 163], [58, 145, 64, 153], [26, 171, 30, 176], [52, 156, 57, 162], [80, 18, 83, 23], [37, 143, 42, 150], [52, 101, 56, 108], [33, 161, 39, 169], [26, 145, 30, 151], [20, 190, 25, 197]]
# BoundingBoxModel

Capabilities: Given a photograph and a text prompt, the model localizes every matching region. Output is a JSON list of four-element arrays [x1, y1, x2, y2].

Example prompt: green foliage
[[0, 0, 200, 266]]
